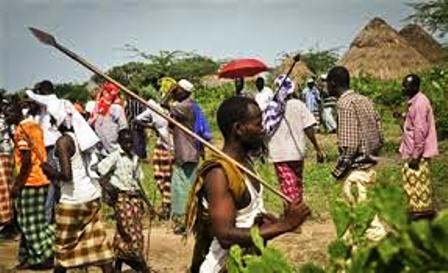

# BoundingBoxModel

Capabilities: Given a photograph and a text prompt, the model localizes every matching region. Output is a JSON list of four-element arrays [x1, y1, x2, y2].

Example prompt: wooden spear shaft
[[29, 27, 293, 203]]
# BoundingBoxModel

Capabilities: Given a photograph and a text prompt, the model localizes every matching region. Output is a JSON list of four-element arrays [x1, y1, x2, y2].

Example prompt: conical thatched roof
[[399, 24, 446, 64], [339, 17, 432, 80], [276, 56, 313, 86], [200, 74, 233, 87]]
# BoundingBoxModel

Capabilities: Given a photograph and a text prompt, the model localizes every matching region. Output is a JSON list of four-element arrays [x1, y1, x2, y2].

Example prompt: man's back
[[172, 98, 199, 164], [337, 90, 382, 157], [269, 99, 316, 162]]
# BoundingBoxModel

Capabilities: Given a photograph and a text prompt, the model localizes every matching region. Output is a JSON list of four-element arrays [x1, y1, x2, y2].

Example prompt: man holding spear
[[185, 96, 310, 273]]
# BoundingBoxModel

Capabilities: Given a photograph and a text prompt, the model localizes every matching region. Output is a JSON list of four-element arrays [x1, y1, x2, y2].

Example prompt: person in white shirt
[[254, 76, 274, 112], [268, 91, 325, 203], [30, 80, 61, 224]]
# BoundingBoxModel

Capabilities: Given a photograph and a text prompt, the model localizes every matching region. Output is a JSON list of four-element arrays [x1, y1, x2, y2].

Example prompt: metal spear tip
[[29, 27, 57, 47], [292, 53, 301, 63]]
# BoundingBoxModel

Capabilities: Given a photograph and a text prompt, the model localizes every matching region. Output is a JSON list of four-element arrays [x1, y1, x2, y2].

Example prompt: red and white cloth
[[274, 161, 304, 203]]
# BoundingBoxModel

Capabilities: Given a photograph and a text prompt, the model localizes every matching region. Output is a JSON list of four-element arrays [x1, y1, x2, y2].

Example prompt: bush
[[352, 65, 448, 140]]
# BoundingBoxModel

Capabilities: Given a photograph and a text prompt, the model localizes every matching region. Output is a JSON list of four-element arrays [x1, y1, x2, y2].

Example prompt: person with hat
[[162, 79, 208, 234], [302, 78, 321, 129]]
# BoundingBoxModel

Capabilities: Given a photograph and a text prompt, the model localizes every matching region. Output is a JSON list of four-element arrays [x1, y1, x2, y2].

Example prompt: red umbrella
[[218, 58, 269, 79]]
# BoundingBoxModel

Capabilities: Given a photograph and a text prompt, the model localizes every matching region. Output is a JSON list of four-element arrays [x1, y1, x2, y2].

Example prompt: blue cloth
[[191, 101, 212, 151], [302, 87, 321, 113], [171, 162, 198, 216]]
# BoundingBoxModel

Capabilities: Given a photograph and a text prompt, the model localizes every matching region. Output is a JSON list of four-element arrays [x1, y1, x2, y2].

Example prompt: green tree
[[91, 48, 219, 99], [54, 83, 90, 103], [300, 49, 339, 76], [407, 0, 448, 37]]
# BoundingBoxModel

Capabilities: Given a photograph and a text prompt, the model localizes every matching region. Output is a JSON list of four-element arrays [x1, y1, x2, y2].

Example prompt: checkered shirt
[[333, 90, 383, 178]]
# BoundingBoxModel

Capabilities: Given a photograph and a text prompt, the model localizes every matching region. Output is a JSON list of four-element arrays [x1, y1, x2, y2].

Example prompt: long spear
[[28, 27, 295, 203]]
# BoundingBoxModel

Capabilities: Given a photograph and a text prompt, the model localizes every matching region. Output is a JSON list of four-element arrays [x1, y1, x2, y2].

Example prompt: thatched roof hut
[[276, 56, 313, 87], [339, 17, 432, 80], [399, 24, 446, 64], [200, 74, 233, 88]]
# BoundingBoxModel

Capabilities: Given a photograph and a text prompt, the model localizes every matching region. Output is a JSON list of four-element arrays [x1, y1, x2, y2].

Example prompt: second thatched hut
[[339, 17, 432, 80]]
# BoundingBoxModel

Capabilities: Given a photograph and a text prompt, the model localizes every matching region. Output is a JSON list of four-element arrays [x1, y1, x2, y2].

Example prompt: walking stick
[[29, 27, 293, 203]]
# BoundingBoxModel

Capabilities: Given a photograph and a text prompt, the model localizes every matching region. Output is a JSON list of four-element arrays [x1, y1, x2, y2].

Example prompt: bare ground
[[0, 219, 335, 273]]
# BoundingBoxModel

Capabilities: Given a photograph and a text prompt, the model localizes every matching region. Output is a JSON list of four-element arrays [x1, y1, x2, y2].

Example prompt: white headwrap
[[26, 90, 100, 151]]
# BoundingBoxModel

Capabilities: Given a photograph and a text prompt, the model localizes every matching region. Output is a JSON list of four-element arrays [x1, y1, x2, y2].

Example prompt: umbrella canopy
[[218, 58, 269, 79]]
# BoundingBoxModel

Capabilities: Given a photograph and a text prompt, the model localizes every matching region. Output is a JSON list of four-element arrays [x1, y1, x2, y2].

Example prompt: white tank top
[[200, 178, 265, 273], [59, 133, 101, 204]]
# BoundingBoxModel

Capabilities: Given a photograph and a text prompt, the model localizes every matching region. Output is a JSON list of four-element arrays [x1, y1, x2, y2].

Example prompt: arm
[[205, 167, 309, 249], [304, 126, 324, 163], [411, 105, 428, 160], [13, 150, 32, 195], [332, 104, 358, 179], [42, 135, 75, 182], [96, 151, 119, 177]]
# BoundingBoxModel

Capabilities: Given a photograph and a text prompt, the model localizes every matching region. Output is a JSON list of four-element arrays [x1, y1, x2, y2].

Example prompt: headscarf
[[263, 74, 295, 137], [158, 77, 177, 95], [89, 82, 121, 124]]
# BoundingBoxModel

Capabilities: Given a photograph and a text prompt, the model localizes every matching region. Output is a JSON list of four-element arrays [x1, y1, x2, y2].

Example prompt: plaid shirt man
[[332, 90, 383, 178]]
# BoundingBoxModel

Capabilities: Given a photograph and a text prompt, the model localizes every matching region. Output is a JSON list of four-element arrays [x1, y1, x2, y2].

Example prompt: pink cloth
[[274, 161, 303, 203], [400, 92, 438, 159]]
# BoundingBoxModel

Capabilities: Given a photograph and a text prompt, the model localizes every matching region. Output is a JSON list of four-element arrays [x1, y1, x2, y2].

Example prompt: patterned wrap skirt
[[16, 185, 55, 265], [113, 192, 146, 262], [55, 199, 114, 268]]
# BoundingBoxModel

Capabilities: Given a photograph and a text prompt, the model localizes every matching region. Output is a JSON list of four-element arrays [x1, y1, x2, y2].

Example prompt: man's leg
[[342, 169, 386, 242]]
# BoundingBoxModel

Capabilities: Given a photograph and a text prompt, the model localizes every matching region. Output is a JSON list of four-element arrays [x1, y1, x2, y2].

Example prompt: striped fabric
[[263, 75, 294, 137], [16, 186, 54, 265], [402, 159, 434, 215], [152, 143, 174, 206], [55, 199, 114, 268], [0, 154, 13, 224]]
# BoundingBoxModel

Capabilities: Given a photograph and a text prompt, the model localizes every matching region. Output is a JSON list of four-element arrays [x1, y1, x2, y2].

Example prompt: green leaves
[[227, 227, 298, 273], [371, 185, 407, 230], [330, 199, 351, 238]]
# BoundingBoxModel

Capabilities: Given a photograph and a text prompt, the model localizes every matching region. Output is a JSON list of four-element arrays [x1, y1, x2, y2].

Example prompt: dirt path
[[0, 220, 334, 273]]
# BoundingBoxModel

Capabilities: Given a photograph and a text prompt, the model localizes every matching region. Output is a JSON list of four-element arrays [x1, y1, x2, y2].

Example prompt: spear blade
[[29, 27, 57, 47]]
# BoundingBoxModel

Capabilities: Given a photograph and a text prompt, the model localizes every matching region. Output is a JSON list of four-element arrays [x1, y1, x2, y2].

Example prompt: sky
[[0, 0, 443, 91]]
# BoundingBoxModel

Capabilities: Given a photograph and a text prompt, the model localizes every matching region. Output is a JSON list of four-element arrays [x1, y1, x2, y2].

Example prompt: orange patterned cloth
[[14, 118, 49, 187]]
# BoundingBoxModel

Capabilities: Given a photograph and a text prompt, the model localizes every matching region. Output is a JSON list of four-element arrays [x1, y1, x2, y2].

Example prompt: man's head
[[217, 96, 264, 152], [172, 79, 193, 102], [34, 80, 54, 95], [402, 74, 420, 98], [326, 66, 350, 98], [307, 78, 315, 89], [4, 101, 24, 126], [255, 77, 265, 92], [118, 129, 134, 155], [234, 78, 244, 95]]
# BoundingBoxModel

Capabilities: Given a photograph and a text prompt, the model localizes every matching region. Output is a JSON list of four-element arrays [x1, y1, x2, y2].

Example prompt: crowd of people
[[0, 65, 439, 273]]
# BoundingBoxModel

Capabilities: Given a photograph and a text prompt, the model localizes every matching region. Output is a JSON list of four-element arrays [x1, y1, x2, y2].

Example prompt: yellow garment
[[185, 152, 247, 273], [158, 77, 177, 95], [185, 152, 246, 234]]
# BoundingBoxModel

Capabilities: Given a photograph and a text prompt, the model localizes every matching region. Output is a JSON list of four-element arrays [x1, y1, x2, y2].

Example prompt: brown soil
[[0, 220, 335, 273]]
